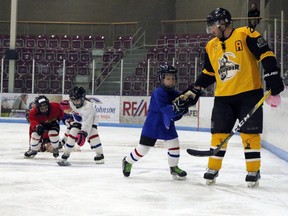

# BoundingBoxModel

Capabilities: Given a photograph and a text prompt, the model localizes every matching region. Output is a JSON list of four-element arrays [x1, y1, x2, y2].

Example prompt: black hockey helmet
[[206, 8, 232, 26], [157, 65, 177, 91], [69, 86, 86, 108], [35, 95, 50, 114], [157, 65, 177, 80]]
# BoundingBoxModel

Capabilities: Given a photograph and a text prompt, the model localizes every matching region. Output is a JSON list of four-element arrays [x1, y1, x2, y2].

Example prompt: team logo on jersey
[[257, 37, 267, 48], [218, 52, 240, 82]]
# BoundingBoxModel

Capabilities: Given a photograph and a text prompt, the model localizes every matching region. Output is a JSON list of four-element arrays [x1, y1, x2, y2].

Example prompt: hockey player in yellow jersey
[[173, 8, 284, 187]]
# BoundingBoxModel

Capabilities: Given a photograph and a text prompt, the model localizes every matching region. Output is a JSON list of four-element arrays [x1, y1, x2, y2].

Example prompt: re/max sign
[[123, 100, 148, 116]]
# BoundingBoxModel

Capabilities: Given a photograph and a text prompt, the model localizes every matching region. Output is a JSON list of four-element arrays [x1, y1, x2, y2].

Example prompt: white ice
[[0, 123, 287, 216]]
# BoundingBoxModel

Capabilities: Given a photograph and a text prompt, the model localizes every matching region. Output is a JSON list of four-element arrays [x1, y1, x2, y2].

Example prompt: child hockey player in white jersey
[[57, 86, 104, 166]]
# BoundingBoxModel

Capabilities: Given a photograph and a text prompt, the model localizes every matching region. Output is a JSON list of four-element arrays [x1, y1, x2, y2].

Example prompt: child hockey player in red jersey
[[24, 95, 64, 158], [122, 65, 188, 180]]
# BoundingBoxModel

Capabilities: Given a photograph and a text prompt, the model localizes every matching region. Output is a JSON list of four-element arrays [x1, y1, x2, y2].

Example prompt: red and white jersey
[[69, 99, 98, 133]]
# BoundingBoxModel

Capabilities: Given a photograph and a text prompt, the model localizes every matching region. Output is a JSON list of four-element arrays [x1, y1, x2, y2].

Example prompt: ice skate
[[57, 153, 71, 166], [204, 169, 219, 185], [57, 159, 71, 166], [246, 170, 261, 188], [94, 154, 104, 164], [170, 166, 187, 180], [24, 149, 38, 158], [122, 157, 132, 177], [52, 148, 59, 158]]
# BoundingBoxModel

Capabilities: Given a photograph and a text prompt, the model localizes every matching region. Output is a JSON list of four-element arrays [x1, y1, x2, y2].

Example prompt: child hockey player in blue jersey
[[122, 65, 188, 180]]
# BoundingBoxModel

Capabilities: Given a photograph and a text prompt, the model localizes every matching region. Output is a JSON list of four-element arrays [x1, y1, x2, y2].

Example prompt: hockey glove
[[264, 70, 284, 96], [76, 130, 87, 147], [35, 124, 45, 136], [172, 85, 203, 113]]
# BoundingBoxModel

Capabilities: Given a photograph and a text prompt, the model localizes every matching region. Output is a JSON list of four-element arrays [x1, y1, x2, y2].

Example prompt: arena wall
[[1, 89, 287, 162]]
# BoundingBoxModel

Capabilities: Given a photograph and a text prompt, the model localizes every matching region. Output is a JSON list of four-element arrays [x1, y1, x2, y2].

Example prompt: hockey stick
[[186, 90, 272, 157]]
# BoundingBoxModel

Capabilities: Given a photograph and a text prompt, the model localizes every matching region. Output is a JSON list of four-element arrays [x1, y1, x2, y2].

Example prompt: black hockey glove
[[264, 70, 284, 96], [172, 105, 189, 116], [35, 124, 45, 136], [76, 130, 87, 147], [172, 85, 203, 113]]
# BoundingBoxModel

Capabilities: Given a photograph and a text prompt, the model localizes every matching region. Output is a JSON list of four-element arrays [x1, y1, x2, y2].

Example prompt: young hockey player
[[57, 86, 104, 166], [122, 65, 188, 180], [173, 8, 284, 187], [24, 95, 64, 158]]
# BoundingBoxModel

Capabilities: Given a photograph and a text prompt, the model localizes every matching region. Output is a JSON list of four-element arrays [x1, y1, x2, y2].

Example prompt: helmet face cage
[[206, 8, 232, 34], [69, 86, 86, 108], [35, 95, 50, 114], [157, 65, 177, 90]]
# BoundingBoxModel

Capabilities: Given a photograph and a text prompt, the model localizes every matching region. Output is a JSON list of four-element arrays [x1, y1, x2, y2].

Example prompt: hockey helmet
[[157, 65, 177, 90], [35, 95, 50, 114], [206, 8, 232, 33], [69, 86, 86, 108]]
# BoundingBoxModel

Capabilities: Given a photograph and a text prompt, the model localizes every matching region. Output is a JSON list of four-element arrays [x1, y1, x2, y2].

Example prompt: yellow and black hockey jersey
[[202, 27, 275, 96]]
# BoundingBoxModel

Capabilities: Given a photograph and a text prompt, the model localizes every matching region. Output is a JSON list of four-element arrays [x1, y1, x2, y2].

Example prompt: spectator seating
[[119, 33, 215, 96], [83, 35, 94, 50], [48, 35, 59, 49], [36, 35, 48, 49], [16, 35, 25, 48], [71, 35, 82, 50], [59, 35, 71, 49], [25, 35, 37, 48], [95, 35, 105, 49]]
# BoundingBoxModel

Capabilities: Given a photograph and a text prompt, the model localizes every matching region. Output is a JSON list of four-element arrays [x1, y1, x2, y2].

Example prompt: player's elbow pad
[[195, 73, 216, 89]]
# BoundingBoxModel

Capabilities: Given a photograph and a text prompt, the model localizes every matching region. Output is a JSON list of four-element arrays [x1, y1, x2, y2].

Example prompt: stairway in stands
[[94, 47, 148, 95]]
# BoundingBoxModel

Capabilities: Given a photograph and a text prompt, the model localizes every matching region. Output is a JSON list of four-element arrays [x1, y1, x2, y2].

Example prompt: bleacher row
[[0, 34, 131, 94], [120, 33, 212, 96], [2, 32, 285, 96]]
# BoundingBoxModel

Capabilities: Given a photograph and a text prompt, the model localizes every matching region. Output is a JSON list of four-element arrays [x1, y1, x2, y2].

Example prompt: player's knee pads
[[48, 130, 60, 148], [165, 138, 179, 149], [136, 144, 150, 156], [240, 133, 261, 150], [50, 125, 60, 133], [211, 133, 229, 148], [88, 128, 100, 143], [64, 126, 80, 149]]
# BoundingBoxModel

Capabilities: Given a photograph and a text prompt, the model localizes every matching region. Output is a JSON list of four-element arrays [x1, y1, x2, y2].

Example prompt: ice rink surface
[[0, 123, 287, 216]]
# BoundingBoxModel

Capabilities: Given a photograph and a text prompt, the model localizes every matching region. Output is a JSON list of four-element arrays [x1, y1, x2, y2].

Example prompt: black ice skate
[[94, 154, 104, 164], [204, 169, 219, 185], [52, 148, 59, 158], [122, 157, 132, 177], [57, 153, 71, 166], [170, 166, 187, 180], [246, 170, 261, 188], [24, 149, 38, 158]]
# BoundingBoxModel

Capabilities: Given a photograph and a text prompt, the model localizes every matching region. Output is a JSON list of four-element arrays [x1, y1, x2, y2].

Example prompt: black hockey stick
[[186, 90, 272, 157]]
